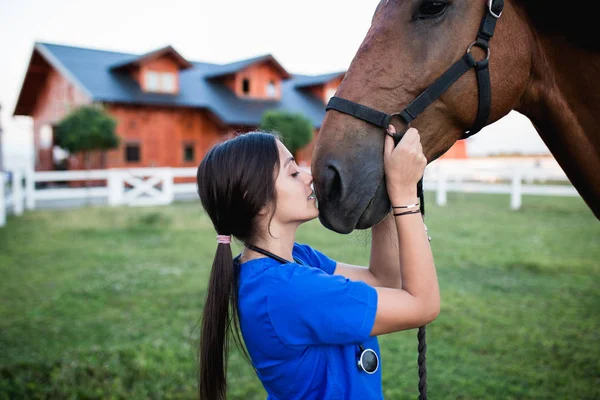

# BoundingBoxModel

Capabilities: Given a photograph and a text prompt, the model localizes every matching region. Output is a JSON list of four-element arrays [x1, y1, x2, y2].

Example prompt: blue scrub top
[[237, 243, 383, 400]]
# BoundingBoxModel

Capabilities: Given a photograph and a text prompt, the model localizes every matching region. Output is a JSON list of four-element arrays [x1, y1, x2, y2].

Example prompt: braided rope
[[417, 181, 427, 400], [417, 326, 427, 400]]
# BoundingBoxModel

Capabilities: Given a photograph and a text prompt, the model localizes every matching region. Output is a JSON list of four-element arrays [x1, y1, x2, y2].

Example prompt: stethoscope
[[244, 243, 380, 374]]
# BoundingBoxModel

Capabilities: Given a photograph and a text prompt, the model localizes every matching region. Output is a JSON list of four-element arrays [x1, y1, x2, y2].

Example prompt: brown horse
[[312, 0, 600, 233]]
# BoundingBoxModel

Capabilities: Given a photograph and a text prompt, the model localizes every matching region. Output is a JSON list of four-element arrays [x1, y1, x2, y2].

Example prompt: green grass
[[0, 192, 599, 399]]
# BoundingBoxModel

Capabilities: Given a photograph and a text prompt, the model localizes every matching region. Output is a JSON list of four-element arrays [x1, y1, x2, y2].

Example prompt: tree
[[260, 110, 313, 156], [54, 105, 119, 170]]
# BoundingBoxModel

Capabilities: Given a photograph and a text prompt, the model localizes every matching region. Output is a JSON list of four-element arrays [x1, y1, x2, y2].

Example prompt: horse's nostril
[[321, 163, 344, 202]]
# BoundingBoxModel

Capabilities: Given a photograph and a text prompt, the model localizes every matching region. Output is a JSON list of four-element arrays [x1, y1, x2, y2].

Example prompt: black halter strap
[[326, 0, 504, 141]]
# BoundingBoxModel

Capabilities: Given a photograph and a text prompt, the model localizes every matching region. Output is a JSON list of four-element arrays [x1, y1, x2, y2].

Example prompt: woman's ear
[[257, 203, 270, 216]]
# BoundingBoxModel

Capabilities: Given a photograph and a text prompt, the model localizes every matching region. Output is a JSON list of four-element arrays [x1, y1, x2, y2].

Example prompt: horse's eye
[[418, 1, 448, 19]]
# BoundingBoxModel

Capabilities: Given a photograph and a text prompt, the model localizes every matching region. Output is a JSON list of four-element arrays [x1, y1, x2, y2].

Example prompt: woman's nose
[[303, 170, 313, 185]]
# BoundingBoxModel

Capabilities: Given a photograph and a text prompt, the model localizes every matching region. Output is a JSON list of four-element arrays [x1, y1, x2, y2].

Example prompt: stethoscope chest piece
[[357, 345, 379, 374]]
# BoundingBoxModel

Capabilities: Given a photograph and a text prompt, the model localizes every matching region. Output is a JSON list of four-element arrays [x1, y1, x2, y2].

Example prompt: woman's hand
[[384, 127, 427, 202]]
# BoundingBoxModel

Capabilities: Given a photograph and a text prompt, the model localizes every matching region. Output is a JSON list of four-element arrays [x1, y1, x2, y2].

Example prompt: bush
[[260, 110, 313, 155], [55, 105, 119, 169]]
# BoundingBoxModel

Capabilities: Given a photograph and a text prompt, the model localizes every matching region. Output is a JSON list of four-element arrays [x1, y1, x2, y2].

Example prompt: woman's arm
[[370, 129, 439, 333], [334, 213, 402, 289], [370, 190, 439, 334], [369, 212, 402, 288]]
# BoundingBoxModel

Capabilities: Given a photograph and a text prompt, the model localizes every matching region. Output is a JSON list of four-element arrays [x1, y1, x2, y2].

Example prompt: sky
[[0, 0, 549, 169]]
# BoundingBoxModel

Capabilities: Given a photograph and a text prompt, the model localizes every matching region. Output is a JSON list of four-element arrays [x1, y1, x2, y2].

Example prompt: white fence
[[0, 167, 199, 227], [0, 159, 579, 227], [423, 158, 578, 210]]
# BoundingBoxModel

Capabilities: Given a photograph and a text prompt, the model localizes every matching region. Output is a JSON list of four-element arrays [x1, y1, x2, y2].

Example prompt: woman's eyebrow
[[284, 157, 295, 167]]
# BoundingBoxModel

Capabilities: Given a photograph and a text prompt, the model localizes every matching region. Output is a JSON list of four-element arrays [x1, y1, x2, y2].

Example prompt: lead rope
[[417, 179, 427, 400], [417, 325, 427, 400]]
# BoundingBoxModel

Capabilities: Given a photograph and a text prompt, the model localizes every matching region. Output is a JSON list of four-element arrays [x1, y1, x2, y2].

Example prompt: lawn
[[0, 192, 598, 399]]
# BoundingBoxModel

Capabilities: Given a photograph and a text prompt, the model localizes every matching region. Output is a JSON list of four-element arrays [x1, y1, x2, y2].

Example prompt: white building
[[0, 104, 4, 171], [468, 111, 550, 157]]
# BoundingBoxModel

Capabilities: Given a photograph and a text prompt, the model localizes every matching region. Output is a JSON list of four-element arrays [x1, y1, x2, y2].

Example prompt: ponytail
[[198, 239, 249, 400], [196, 132, 281, 399]]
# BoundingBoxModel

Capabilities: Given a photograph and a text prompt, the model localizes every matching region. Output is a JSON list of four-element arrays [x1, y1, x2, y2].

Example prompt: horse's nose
[[318, 161, 345, 203]]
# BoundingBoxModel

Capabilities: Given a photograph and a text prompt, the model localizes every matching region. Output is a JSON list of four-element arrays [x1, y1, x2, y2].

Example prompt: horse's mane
[[515, 0, 600, 53]]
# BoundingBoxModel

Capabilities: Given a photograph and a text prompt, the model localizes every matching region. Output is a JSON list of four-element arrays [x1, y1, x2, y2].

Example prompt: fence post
[[0, 172, 6, 227], [107, 169, 123, 206], [511, 170, 522, 210], [436, 168, 447, 206], [162, 168, 174, 204], [25, 167, 35, 210], [13, 169, 24, 216]]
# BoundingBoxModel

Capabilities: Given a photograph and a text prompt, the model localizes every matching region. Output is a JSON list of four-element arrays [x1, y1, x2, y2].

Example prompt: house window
[[325, 87, 337, 103], [125, 143, 141, 162], [266, 81, 277, 98], [183, 143, 195, 162], [146, 71, 160, 92], [162, 72, 176, 93], [145, 71, 177, 93], [242, 78, 250, 94]]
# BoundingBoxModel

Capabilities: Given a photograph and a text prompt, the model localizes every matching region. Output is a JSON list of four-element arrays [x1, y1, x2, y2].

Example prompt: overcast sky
[[0, 0, 549, 169]]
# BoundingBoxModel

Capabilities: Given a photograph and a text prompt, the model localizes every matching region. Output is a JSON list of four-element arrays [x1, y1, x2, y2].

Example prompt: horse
[[312, 0, 600, 233]]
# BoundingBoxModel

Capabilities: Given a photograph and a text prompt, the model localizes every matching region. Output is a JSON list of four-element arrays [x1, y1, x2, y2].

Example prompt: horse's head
[[313, 0, 532, 233]]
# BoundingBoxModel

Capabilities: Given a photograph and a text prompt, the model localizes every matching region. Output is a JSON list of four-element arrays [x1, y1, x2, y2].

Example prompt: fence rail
[[0, 160, 579, 227], [422, 160, 577, 210], [1, 172, 8, 227]]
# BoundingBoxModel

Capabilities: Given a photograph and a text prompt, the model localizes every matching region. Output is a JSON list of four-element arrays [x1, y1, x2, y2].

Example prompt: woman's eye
[[418, 1, 448, 19], [292, 172, 300, 178]]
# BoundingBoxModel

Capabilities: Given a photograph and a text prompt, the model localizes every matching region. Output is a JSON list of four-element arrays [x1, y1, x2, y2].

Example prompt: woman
[[197, 128, 439, 400]]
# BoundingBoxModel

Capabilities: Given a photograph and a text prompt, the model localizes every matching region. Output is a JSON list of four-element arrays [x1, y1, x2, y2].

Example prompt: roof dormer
[[110, 45, 192, 95], [206, 54, 290, 100], [295, 72, 345, 104]]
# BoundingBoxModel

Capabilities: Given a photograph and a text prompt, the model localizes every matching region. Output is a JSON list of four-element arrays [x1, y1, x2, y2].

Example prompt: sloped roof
[[110, 45, 193, 70], [294, 71, 345, 88], [14, 42, 335, 128], [204, 54, 291, 80]]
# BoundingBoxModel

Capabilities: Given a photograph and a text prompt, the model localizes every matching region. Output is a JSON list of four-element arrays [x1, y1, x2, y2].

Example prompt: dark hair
[[196, 132, 280, 400]]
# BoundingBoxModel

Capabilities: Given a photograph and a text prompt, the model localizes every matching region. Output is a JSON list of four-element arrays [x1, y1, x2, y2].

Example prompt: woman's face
[[271, 140, 319, 226]]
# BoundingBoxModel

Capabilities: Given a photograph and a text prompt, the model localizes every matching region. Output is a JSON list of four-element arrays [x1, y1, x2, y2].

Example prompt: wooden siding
[[104, 105, 225, 169], [30, 68, 91, 171], [235, 62, 282, 100], [28, 63, 227, 172]]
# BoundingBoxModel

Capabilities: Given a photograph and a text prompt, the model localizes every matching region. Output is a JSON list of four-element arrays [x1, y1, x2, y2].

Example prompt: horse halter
[[326, 0, 505, 143]]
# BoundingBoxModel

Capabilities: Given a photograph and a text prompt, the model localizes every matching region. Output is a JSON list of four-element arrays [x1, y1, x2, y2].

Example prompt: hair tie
[[216, 235, 231, 244]]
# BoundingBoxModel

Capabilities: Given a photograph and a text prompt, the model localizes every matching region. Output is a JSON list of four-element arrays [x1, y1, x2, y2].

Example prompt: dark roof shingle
[[27, 42, 333, 127]]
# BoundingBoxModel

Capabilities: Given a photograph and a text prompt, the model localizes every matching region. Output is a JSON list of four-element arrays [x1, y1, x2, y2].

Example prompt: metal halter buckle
[[487, 0, 502, 19], [466, 41, 491, 63]]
